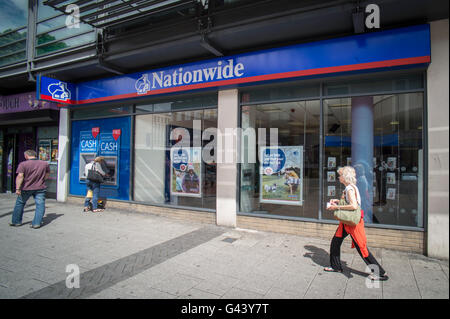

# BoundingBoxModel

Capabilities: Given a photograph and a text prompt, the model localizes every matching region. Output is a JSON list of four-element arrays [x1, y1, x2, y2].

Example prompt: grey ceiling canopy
[[43, 0, 201, 29]]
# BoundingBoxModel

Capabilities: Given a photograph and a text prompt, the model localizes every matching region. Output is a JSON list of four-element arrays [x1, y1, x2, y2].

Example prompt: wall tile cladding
[[68, 197, 424, 254]]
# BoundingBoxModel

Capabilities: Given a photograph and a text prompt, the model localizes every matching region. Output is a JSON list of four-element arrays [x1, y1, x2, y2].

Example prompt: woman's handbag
[[333, 199, 361, 226], [333, 186, 362, 226], [87, 164, 104, 183]]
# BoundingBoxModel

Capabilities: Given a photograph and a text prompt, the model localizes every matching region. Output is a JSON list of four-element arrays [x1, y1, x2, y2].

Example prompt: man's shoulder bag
[[87, 164, 104, 183]]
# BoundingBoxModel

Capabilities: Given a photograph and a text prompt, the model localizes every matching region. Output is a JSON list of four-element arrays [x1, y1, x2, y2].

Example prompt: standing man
[[10, 150, 50, 229]]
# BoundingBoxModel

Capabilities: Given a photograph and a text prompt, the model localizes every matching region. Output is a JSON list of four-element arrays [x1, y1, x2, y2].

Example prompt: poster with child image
[[260, 146, 303, 206], [170, 147, 202, 198]]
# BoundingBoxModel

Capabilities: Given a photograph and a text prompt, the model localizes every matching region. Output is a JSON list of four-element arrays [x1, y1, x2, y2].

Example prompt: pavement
[[0, 193, 448, 300]]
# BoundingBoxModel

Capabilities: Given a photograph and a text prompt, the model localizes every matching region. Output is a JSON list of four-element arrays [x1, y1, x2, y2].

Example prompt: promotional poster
[[170, 147, 202, 198], [38, 140, 51, 161], [260, 146, 303, 206], [70, 117, 131, 201], [78, 128, 120, 186], [79, 130, 98, 181]]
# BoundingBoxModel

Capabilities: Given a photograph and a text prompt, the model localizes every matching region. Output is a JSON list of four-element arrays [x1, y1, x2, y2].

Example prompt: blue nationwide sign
[[37, 25, 430, 106]]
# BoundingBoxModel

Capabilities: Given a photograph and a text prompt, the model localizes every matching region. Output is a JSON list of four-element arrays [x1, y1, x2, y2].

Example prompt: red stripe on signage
[[72, 56, 430, 105], [40, 94, 76, 106]]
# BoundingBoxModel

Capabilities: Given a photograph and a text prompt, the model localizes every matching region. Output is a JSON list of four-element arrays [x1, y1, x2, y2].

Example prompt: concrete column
[[57, 107, 70, 202], [216, 89, 239, 227], [427, 19, 449, 259], [351, 96, 374, 223]]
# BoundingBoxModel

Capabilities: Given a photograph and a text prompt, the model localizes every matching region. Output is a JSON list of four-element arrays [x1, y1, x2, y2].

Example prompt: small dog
[[264, 183, 277, 193]]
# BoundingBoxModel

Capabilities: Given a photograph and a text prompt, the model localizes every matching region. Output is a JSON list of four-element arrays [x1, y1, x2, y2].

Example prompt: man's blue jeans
[[12, 189, 46, 226], [84, 181, 100, 210]]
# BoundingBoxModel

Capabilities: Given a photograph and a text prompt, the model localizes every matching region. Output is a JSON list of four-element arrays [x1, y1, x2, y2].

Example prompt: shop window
[[0, 1, 28, 66], [37, 126, 59, 196], [324, 74, 424, 96], [323, 93, 424, 227], [36, 1, 95, 57], [135, 94, 218, 114], [241, 82, 320, 104], [0, 130, 3, 191], [71, 105, 132, 120], [239, 100, 320, 219], [134, 109, 217, 210]]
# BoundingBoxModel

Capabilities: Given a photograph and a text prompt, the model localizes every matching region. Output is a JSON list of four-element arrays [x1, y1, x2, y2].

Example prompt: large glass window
[[0, 130, 3, 191], [323, 93, 424, 228], [36, 1, 95, 57], [239, 99, 321, 219], [0, 0, 28, 66], [71, 105, 132, 120], [239, 72, 424, 229], [134, 99, 217, 210], [37, 126, 59, 196]]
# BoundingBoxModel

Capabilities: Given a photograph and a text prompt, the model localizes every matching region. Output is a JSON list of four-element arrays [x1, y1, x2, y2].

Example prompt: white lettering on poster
[[100, 142, 118, 152], [81, 140, 97, 149]]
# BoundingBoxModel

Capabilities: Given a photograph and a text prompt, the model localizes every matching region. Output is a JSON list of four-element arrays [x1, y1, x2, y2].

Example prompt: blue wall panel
[[70, 117, 131, 200]]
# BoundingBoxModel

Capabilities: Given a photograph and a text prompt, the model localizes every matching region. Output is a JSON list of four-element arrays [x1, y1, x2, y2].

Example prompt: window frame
[[237, 71, 427, 231], [70, 92, 219, 212]]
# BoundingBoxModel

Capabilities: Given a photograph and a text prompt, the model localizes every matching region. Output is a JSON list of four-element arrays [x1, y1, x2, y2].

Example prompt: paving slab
[[0, 193, 448, 300]]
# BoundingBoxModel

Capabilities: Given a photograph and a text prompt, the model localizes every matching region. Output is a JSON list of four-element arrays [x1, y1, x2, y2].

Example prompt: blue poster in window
[[260, 146, 303, 206], [80, 131, 98, 153], [79, 130, 98, 181], [70, 117, 130, 200], [98, 131, 120, 186], [99, 133, 119, 156]]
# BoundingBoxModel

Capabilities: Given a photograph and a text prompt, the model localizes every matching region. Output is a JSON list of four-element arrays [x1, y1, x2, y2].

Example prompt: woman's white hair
[[338, 166, 357, 185]]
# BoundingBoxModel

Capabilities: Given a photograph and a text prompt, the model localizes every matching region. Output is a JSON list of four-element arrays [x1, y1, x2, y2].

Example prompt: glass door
[[0, 130, 3, 192], [37, 126, 59, 198], [5, 135, 16, 193]]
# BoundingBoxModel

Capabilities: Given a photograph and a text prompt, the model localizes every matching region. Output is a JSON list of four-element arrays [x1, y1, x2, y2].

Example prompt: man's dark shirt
[[16, 159, 50, 191]]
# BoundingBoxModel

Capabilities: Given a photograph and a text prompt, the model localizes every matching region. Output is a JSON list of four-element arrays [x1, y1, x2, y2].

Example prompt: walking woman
[[325, 166, 388, 281], [84, 157, 108, 213]]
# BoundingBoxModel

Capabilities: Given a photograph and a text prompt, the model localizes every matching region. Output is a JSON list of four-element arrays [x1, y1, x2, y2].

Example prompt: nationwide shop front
[[37, 23, 445, 256]]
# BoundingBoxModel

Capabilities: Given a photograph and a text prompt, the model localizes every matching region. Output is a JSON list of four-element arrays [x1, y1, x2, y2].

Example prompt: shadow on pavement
[[0, 203, 37, 219], [41, 213, 64, 227], [0, 208, 35, 219], [303, 245, 369, 279]]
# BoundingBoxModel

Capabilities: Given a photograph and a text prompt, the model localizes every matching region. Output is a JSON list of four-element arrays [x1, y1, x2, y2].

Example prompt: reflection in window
[[36, 1, 95, 57], [0, 0, 28, 32], [36, 32, 94, 56], [323, 93, 424, 228], [37, 15, 93, 34], [135, 94, 218, 113], [134, 109, 217, 210], [71, 106, 132, 120], [0, 1, 28, 66], [240, 100, 320, 219]]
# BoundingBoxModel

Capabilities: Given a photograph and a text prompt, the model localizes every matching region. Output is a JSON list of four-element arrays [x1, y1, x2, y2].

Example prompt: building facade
[[0, 0, 448, 259]]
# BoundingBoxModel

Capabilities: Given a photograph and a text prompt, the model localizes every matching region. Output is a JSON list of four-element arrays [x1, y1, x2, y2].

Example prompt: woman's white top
[[84, 161, 106, 177], [345, 184, 361, 206]]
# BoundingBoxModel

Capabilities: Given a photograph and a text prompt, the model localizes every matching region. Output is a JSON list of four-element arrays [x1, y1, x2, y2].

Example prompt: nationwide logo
[[134, 59, 245, 95], [135, 74, 151, 95], [48, 81, 71, 101]]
